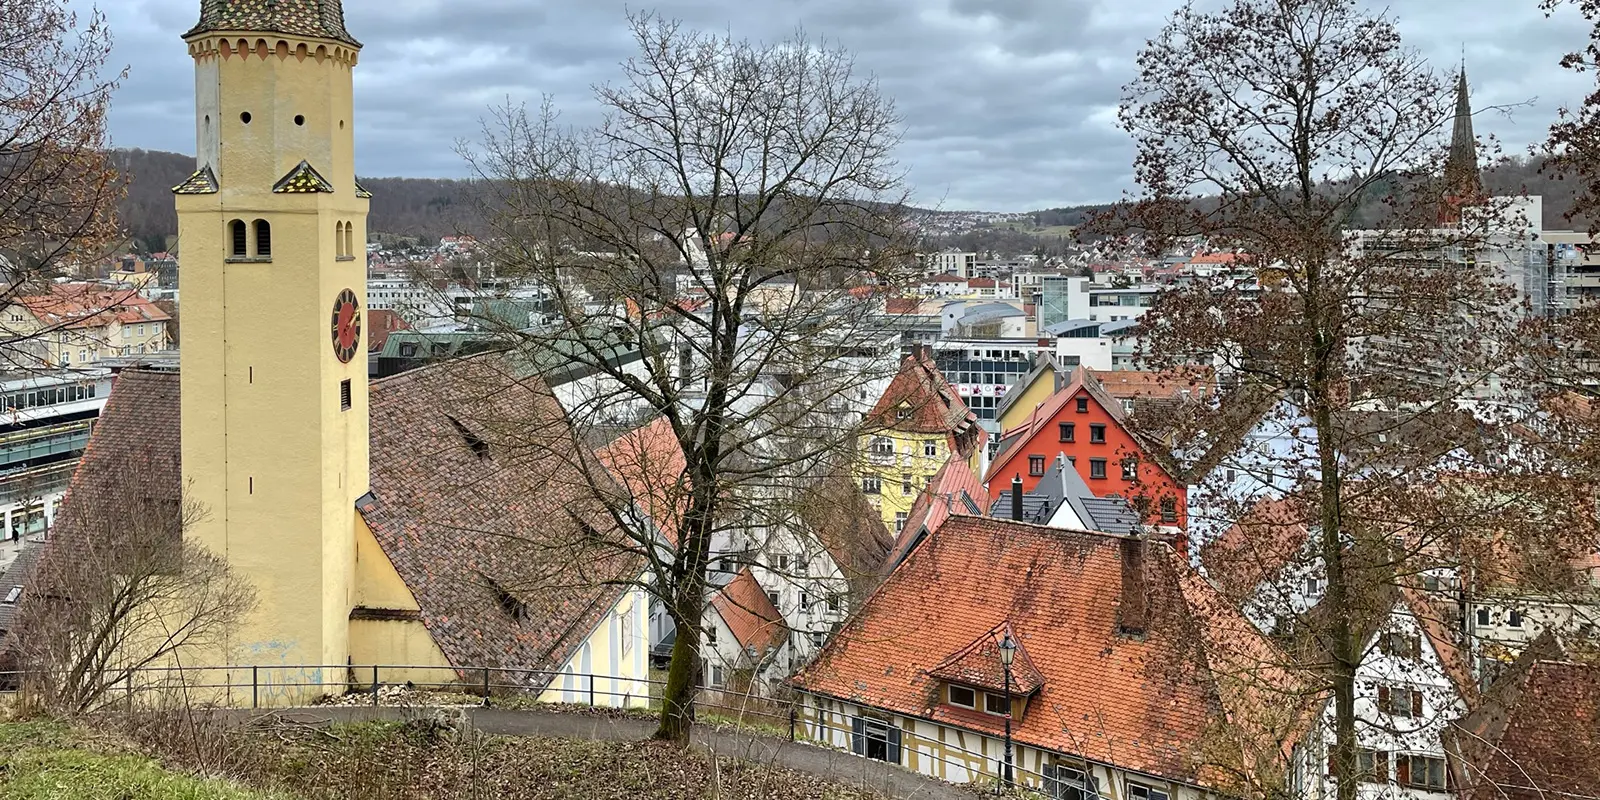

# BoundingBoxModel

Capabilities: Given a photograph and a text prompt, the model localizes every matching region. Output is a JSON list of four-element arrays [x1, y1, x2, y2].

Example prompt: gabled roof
[[988, 366, 1150, 482], [359, 353, 644, 678], [927, 622, 1045, 695], [711, 568, 788, 657], [1402, 587, 1478, 704], [792, 516, 1301, 787], [0, 539, 44, 650], [796, 476, 893, 597], [171, 165, 218, 195], [992, 353, 1071, 423], [1445, 638, 1600, 800], [272, 160, 335, 194], [866, 352, 978, 444], [991, 454, 1142, 534]]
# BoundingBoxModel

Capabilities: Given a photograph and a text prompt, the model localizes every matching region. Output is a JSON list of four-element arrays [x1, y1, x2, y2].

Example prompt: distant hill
[[112, 149, 483, 252], [110, 148, 1589, 256]]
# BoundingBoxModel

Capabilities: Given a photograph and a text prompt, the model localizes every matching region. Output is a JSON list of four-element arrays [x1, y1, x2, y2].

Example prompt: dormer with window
[[928, 623, 1045, 726]]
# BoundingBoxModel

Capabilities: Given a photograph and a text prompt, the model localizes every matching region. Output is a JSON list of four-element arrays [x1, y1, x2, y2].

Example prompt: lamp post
[[998, 631, 1017, 790]]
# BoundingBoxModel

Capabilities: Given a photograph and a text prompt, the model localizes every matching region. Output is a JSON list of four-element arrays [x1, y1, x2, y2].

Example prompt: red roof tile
[[596, 416, 688, 546], [15, 283, 171, 330], [866, 353, 980, 456], [712, 568, 788, 655], [1449, 656, 1600, 800], [891, 457, 985, 565], [927, 621, 1045, 695], [1199, 498, 1310, 605], [792, 515, 1300, 786]]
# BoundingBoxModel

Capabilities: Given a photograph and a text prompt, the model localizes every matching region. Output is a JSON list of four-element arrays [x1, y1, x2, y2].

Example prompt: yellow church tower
[[174, 0, 369, 692]]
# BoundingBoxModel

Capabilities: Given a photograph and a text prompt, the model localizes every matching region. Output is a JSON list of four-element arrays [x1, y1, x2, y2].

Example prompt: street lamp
[[998, 631, 1017, 790]]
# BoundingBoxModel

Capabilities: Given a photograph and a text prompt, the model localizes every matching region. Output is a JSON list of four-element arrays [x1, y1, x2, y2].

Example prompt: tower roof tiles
[[186, 0, 360, 47]]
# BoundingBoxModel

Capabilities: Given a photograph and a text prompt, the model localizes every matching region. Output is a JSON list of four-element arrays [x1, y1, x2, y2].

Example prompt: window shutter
[[886, 725, 903, 765], [1396, 755, 1411, 787], [1411, 690, 1423, 717], [1377, 685, 1390, 712], [1328, 752, 1339, 777], [1376, 750, 1390, 782], [850, 717, 866, 756]]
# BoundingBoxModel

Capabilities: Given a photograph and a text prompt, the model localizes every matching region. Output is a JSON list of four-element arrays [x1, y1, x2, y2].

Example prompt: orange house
[[986, 367, 1186, 534]]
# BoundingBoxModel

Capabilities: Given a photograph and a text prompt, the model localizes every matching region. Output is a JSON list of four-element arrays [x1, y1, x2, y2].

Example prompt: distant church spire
[[1442, 65, 1482, 222]]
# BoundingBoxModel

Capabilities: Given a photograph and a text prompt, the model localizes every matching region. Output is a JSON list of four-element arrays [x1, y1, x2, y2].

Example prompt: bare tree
[[10, 486, 255, 715], [1102, 1, 1599, 799], [451, 13, 915, 742], [0, 0, 124, 287]]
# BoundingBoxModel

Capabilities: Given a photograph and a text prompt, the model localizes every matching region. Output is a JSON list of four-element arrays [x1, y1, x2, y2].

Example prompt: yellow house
[[993, 354, 1072, 436], [29, 1, 651, 708], [860, 351, 983, 537], [3, 284, 172, 368]]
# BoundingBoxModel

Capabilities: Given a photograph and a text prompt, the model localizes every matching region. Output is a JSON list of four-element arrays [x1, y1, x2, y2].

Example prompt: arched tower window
[[253, 219, 272, 258], [335, 222, 346, 257], [344, 222, 355, 258], [229, 220, 247, 257]]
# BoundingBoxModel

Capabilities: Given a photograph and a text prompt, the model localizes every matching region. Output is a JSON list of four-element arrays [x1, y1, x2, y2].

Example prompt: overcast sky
[[96, 0, 1593, 211]]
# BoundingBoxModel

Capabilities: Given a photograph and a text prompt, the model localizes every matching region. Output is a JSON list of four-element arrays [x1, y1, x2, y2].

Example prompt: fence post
[[252, 666, 259, 709], [372, 665, 379, 706], [789, 703, 796, 742], [588, 674, 595, 707], [482, 667, 490, 707]]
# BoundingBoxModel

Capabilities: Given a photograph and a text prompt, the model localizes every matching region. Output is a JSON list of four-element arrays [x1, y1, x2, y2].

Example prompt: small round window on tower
[[294, 114, 305, 126], [240, 111, 252, 124]]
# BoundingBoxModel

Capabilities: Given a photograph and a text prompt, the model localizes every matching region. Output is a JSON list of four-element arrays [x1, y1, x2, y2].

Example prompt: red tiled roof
[[989, 366, 1130, 479], [1199, 498, 1310, 605], [792, 516, 1300, 786], [359, 354, 644, 678], [1089, 369, 1213, 401], [1402, 588, 1478, 704], [866, 353, 978, 448], [968, 278, 997, 289], [891, 457, 985, 565], [15, 283, 171, 330], [711, 568, 788, 656], [885, 298, 920, 314], [596, 416, 688, 546], [927, 621, 1045, 695], [366, 309, 409, 353]]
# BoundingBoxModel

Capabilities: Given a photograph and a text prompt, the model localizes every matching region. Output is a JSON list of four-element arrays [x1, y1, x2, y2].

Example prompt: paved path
[[243, 706, 969, 800]]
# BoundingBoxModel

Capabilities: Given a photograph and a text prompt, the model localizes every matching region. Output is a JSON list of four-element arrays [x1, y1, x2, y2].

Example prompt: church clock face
[[330, 288, 361, 363]]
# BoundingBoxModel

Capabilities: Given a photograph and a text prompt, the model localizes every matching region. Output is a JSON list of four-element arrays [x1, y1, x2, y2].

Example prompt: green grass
[[0, 721, 286, 800]]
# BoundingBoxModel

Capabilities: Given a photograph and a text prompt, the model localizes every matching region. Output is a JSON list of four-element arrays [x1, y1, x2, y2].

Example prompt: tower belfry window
[[253, 219, 271, 257], [229, 220, 247, 257], [335, 222, 346, 257]]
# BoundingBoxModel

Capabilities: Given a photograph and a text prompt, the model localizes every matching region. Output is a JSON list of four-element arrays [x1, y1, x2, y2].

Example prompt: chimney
[[1011, 473, 1024, 522], [1120, 534, 1148, 636]]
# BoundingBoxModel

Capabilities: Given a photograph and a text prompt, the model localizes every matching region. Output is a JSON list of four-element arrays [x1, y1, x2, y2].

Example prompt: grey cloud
[[95, 0, 1595, 211]]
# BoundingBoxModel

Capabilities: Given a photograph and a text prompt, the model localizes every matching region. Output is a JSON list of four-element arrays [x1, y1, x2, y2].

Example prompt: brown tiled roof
[[1447, 649, 1600, 800], [365, 309, 409, 353], [186, 0, 360, 46], [711, 568, 788, 656], [796, 476, 893, 597], [19, 370, 183, 650], [791, 515, 1300, 786], [359, 354, 642, 680], [866, 353, 978, 448]]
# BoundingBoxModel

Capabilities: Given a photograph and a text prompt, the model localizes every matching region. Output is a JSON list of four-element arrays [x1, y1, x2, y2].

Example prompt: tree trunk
[[1309, 327, 1358, 800], [655, 596, 701, 742]]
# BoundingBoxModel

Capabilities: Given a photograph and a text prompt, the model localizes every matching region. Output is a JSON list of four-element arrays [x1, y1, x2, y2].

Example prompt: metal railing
[[0, 663, 1096, 797], [0, 662, 792, 729]]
